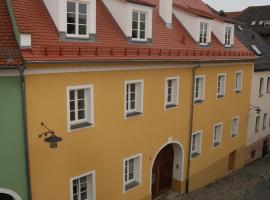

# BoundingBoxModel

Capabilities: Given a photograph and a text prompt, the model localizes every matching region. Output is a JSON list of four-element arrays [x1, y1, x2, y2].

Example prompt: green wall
[[0, 76, 28, 200]]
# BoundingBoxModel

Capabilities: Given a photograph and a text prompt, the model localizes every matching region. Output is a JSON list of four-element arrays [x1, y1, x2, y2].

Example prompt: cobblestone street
[[156, 155, 270, 200]]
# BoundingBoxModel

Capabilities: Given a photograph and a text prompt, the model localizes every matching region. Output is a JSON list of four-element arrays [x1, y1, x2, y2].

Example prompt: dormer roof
[[6, 0, 255, 63]]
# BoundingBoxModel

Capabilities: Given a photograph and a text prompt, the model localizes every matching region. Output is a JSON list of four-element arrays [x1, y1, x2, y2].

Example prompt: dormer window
[[199, 22, 208, 45], [225, 27, 232, 47], [132, 11, 146, 41], [67, 1, 87, 36]]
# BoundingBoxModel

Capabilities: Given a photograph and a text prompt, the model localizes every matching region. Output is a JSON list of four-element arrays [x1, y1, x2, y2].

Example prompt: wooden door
[[152, 144, 174, 199], [228, 150, 236, 172]]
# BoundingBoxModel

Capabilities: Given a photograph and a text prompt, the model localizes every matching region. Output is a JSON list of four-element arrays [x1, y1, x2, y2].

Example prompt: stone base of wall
[[246, 135, 270, 165]]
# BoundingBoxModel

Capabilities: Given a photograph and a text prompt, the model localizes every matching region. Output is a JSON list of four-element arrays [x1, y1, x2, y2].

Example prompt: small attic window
[[250, 21, 256, 26], [132, 11, 147, 41], [251, 45, 262, 55], [259, 21, 264, 25], [237, 26, 243, 31]]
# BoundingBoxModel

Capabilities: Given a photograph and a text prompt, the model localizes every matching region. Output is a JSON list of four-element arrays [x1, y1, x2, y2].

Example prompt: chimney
[[159, 0, 173, 28]]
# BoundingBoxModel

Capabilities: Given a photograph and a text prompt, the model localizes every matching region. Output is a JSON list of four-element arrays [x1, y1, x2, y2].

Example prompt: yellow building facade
[[24, 61, 253, 200]]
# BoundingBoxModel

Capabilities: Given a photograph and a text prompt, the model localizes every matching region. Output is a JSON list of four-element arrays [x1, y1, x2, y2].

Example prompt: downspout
[[19, 65, 32, 200], [186, 63, 201, 193]]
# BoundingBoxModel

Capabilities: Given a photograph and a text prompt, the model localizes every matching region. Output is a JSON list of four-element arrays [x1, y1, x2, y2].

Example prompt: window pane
[[70, 101, 75, 111], [140, 31, 145, 39], [67, 13, 76, 23], [78, 89, 85, 99], [73, 195, 78, 200], [70, 90, 75, 100], [130, 101, 135, 109], [133, 12, 138, 21], [132, 30, 138, 39], [81, 192, 87, 200], [67, 2, 76, 13], [131, 92, 135, 101], [129, 172, 134, 180], [79, 14, 87, 25], [79, 4, 87, 14], [132, 21, 138, 30], [78, 100, 85, 109], [130, 84, 136, 92], [78, 110, 85, 120], [70, 111, 75, 121], [67, 24, 76, 34], [140, 13, 146, 22], [140, 22, 145, 30]]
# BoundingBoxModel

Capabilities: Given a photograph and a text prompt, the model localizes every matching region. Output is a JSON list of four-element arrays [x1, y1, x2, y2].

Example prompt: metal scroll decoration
[[38, 122, 63, 148]]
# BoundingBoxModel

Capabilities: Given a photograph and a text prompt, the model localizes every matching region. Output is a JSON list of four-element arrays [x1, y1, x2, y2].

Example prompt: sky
[[203, 0, 270, 12]]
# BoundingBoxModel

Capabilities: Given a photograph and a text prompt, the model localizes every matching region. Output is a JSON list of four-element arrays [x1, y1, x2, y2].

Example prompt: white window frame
[[67, 1, 89, 38], [267, 77, 270, 93], [67, 84, 94, 132], [213, 123, 223, 147], [191, 131, 202, 159], [225, 27, 232, 47], [217, 73, 226, 98], [164, 77, 180, 110], [131, 10, 147, 41], [123, 153, 142, 193], [199, 22, 208, 45], [70, 171, 96, 200], [124, 80, 144, 118], [259, 77, 264, 96], [255, 115, 260, 133], [263, 113, 268, 130], [231, 116, 239, 138], [194, 75, 205, 103], [235, 71, 243, 93]]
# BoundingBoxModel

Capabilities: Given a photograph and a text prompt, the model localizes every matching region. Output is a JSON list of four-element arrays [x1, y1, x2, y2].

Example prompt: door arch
[[150, 141, 184, 198], [0, 189, 22, 200]]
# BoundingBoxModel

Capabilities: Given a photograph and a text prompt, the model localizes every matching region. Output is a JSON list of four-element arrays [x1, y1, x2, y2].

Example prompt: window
[[225, 27, 232, 46], [125, 80, 143, 118], [67, 1, 87, 36], [123, 154, 142, 192], [259, 78, 264, 96], [259, 21, 264, 25], [251, 45, 262, 55], [237, 26, 243, 31], [213, 123, 223, 147], [199, 22, 208, 45], [250, 21, 256, 26], [235, 71, 243, 92], [194, 76, 205, 103], [263, 113, 267, 130], [165, 77, 179, 109], [231, 117, 239, 137], [217, 74, 226, 97], [255, 115, 260, 133], [71, 171, 95, 200], [191, 131, 202, 158], [67, 85, 93, 131], [132, 11, 146, 41], [267, 77, 270, 93]]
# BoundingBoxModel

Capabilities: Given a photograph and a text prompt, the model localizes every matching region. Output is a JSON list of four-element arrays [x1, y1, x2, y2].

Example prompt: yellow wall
[[24, 62, 253, 200], [189, 64, 253, 191]]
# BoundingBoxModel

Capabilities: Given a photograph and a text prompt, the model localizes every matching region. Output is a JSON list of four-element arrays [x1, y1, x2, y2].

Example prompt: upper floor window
[[235, 71, 243, 93], [213, 123, 223, 147], [194, 76, 205, 103], [132, 11, 146, 41], [255, 115, 260, 133], [263, 113, 268, 130], [123, 154, 142, 192], [259, 78, 264, 97], [225, 27, 232, 46], [217, 73, 226, 98], [67, 85, 93, 131], [267, 77, 270, 93], [199, 22, 208, 45], [165, 77, 179, 109], [67, 1, 87, 36], [125, 80, 144, 118], [231, 116, 239, 138], [191, 131, 202, 158], [71, 171, 95, 200]]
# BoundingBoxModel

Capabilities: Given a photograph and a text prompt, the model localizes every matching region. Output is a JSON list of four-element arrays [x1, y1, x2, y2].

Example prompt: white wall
[[43, 0, 96, 35], [248, 71, 270, 146], [212, 20, 234, 46], [159, 0, 172, 26]]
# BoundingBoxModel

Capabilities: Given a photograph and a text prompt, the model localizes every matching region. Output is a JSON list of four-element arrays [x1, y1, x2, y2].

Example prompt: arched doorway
[[0, 189, 22, 200], [0, 193, 14, 200], [151, 142, 184, 199]]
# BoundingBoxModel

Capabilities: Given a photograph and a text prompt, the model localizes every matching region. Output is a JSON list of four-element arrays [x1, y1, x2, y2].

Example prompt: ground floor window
[[71, 171, 95, 200]]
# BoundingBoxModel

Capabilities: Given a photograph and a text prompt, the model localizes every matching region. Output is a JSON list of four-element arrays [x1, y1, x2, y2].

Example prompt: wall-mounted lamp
[[38, 122, 62, 148]]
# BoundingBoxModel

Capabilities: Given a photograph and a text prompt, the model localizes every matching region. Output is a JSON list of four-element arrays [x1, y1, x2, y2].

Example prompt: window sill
[[214, 142, 221, 147], [70, 122, 93, 131], [125, 181, 140, 192], [235, 90, 242, 94], [231, 134, 237, 138], [165, 104, 178, 109], [259, 94, 264, 97], [126, 112, 143, 118], [217, 94, 225, 98], [191, 152, 200, 159], [194, 99, 204, 104]]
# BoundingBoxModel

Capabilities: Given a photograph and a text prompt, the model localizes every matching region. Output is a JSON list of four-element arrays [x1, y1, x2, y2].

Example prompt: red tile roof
[[9, 0, 255, 63], [0, 0, 22, 66]]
